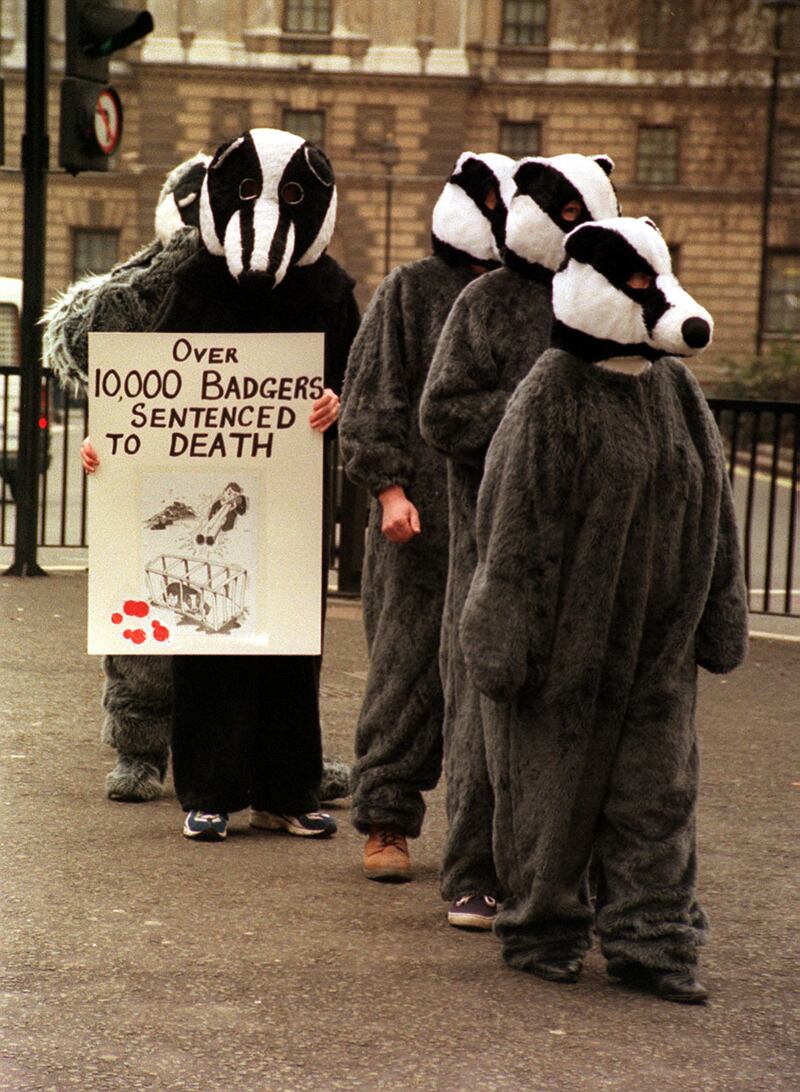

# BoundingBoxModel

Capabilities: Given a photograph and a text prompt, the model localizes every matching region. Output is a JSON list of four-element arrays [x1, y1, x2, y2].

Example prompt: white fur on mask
[[431, 152, 516, 264]]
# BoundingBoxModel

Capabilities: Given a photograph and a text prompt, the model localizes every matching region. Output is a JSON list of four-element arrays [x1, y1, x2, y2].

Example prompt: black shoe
[[529, 958, 583, 984], [608, 960, 708, 1004]]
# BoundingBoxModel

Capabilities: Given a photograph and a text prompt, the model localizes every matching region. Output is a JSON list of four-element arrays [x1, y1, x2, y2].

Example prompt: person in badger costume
[[420, 153, 619, 930], [79, 130, 359, 836], [44, 153, 208, 804], [338, 152, 516, 881], [50, 151, 352, 807], [460, 216, 748, 1003]]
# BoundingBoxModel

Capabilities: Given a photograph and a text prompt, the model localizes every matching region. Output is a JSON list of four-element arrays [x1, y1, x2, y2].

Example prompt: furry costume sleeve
[[460, 367, 575, 701], [419, 280, 515, 466], [41, 228, 200, 394], [338, 267, 415, 495], [90, 229, 200, 344], [680, 376, 749, 674], [695, 478, 749, 673], [41, 240, 161, 395]]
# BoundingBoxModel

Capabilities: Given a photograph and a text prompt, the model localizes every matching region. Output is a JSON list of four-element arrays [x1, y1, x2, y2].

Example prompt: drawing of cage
[[144, 554, 248, 634]]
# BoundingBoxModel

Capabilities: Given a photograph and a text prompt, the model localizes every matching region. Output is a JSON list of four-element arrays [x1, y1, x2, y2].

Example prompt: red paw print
[[110, 600, 169, 644]]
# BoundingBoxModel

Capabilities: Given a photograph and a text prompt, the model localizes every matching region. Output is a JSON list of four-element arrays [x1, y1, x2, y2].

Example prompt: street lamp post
[[756, 0, 800, 354], [380, 136, 400, 276]]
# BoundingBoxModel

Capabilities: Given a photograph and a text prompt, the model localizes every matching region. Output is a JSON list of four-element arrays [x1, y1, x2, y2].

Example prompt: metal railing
[[2, 375, 798, 616], [708, 398, 799, 617]]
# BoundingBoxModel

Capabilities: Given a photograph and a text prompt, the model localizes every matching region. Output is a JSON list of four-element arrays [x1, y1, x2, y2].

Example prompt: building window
[[639, 0, 689, 49], [636, 125, 679, 185], [72, 229, 119, 280], [765, 252, 800, 335], [501, 1, 548, 46], [283, 0, 332, 34], [282, 109, 326, 148], [0, 303, 19, 366], [498, 121, 541, 158], [776, 127, 800, 188]]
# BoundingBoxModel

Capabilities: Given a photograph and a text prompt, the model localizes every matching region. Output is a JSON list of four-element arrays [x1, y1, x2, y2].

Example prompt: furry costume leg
[[102, 650, 349, 803], [482, 659, 707, 973], [438, 471, 502, 899], [594, 658, 709, 972], [349, 506, 447, 838], [101, 654, 172, 801], [483, 697, 595, 970]]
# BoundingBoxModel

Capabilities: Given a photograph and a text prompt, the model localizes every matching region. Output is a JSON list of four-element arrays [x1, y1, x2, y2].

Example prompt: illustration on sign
[[137, 470, 258, 638]]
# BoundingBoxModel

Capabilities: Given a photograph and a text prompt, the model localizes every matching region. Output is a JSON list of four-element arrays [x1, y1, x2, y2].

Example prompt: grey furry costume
[[43, 198, 203, 800], [339, 151, 517, 838], [420, 267, 551, 895], [340, 256, 476, 836], [41, 152, 351, 804], [419, 154, 619, 901], [460, 217, 748, 978]]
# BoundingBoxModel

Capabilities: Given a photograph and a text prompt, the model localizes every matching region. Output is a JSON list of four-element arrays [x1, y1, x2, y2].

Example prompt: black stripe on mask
[[513, 161, 593, 232], [207, 132, 262, 259]]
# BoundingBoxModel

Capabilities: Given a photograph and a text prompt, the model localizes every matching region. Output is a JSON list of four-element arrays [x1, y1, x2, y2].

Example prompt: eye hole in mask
[[239, 178, 260, 201], [561, 200, 583, 223], [627, 272, 655, 290], [282, 181, 305, 205]]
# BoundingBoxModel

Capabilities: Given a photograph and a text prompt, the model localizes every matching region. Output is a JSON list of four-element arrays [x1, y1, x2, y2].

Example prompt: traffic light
[[59, 1, 154, 174]]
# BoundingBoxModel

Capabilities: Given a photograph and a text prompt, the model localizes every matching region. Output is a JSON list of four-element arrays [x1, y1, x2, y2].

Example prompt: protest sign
[[87, 332, 324, 655]]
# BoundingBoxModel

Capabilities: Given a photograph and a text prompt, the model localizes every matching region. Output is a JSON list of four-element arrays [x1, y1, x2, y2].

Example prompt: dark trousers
[[171, 654, 323, 816]]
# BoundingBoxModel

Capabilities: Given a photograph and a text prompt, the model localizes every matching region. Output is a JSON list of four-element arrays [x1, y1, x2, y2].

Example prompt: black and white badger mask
[[431, 152, 516, 268], [552, 216, 714, 363], [154, 151, 212, 245], [198, 127, 337, 287], [504, 153, 619, 281]]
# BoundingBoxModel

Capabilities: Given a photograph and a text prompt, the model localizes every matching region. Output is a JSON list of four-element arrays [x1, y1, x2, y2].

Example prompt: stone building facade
[[2, 0, 799, 377]]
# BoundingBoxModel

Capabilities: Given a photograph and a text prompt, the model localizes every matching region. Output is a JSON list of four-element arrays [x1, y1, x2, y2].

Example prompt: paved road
[[1, 574, 798, 1091]]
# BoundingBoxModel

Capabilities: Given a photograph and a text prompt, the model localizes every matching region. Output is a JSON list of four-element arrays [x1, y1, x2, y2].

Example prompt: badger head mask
[[431, 152, 517, 268], [504, 153, 619, 282], [199, 127, 337, 287], [551, 216, 714, 363], [154, 152, 212, 245]]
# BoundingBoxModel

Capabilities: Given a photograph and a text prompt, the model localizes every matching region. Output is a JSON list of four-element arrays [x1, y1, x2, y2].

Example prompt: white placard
[[87, 332, 324, 655]]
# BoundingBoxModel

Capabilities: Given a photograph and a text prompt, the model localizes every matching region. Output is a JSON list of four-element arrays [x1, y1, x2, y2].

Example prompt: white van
[[0, 276, 49, 499]]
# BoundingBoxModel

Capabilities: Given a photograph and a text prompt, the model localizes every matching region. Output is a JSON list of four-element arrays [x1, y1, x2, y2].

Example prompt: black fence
[[709, 399, 799, 617], [2, 375, 798, 617]]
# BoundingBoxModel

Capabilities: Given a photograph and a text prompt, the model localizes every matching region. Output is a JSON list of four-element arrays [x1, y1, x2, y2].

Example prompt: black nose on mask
[[682, 317, 710, 349], [238, 269, 277, 292]]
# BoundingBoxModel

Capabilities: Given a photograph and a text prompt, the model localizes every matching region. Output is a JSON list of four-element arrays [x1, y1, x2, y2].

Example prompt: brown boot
[[363, 826, 412, 882]]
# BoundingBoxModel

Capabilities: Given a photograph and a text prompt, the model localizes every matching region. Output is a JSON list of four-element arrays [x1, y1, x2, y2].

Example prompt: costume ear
[[563, 221, 606, 263], [512, 157, 548, 193], [592, 154, 615, 176], [456, 155, 490, 186], [305, 144, 335, 187], [210, 136, 245, 170]]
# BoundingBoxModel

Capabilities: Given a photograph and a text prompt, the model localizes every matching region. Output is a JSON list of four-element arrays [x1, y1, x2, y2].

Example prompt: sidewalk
[[1, 572, 798, 1091]]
